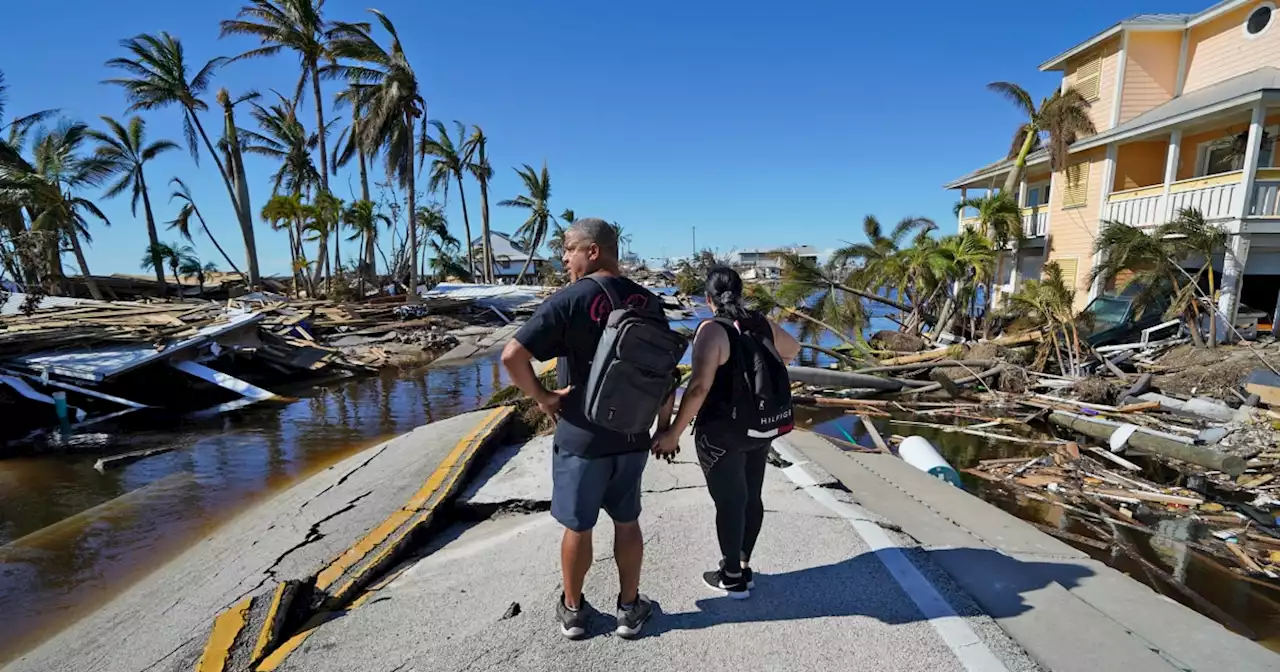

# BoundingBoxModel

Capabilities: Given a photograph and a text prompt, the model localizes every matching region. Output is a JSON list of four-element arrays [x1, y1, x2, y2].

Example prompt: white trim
[[1175, 29, 1190, 96], [772, 442, 1012, 672], [1245, 2, 1277, 40], [1110, 30, 1130, 129], [1091, 144, 1119, 301], [1070, 91, 1274, 151], [1162, 129, 1183, 220], [1237, 101, 1269, 221], [1190, 0, 1251, 27]]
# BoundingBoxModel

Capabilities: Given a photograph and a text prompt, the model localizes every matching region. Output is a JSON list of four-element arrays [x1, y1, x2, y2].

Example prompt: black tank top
[[693, 313, 772, 446]]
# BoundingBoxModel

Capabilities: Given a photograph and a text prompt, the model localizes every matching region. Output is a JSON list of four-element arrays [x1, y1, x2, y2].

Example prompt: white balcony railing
[[1249, 169, 1280, 217], [1020, 206, 1047, 237], [1105, 172, 1243, 227]]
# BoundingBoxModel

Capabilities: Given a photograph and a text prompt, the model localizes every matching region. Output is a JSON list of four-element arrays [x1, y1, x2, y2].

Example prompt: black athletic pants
[[695, 431, 767, 573]]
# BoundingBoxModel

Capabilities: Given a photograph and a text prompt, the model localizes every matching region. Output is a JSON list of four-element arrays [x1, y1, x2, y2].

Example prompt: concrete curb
[[190, 406, 516, 672]]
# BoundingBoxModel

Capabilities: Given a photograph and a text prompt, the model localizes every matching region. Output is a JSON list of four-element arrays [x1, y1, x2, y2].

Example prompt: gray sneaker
[[557, 593, 589, 640], [614, 594, 653, 639]]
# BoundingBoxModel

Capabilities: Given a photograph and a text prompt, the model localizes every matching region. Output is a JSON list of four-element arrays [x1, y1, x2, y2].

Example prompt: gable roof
[[1039, 0, 1248, 71]]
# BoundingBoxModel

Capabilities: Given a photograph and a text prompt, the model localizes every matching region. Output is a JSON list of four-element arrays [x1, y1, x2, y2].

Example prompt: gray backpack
[[582, 276, 688, 434]]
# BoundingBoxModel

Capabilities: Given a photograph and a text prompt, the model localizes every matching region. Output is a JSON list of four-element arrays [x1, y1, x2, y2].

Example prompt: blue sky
[[2, 0, 1210, 276]]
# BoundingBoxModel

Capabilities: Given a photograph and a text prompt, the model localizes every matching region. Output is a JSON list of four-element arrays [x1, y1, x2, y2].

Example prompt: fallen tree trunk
[[786, 366, 904, 391], [1048, 411, 1245, 477]]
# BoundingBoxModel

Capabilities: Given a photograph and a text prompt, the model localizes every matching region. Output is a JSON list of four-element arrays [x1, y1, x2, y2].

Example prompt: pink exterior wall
[[1184, 1, 1280, 94], [1119, 32, 1182, 123]]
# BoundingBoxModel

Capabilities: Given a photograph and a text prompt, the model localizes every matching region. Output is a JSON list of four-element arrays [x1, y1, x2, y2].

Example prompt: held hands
[[535, 386, 572, 420], [651, 427, 681, 461]]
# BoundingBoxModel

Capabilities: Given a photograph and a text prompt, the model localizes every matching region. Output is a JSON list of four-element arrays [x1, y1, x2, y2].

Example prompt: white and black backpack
[[712, 316, 794, 439]]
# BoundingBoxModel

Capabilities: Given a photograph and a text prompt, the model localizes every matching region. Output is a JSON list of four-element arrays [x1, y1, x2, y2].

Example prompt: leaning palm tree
[[830, 215, 931, 314], [988, 82, 1096, 194], [88, 116, 179, 295], [343, 199, 387, 291], [1090, 220, 1206, 347], [103, 32, 261, 287], [465, 125, 494, 283], [261, 192, 310, 293], [220, 0, 347, 194], [498, 162, 552, 285], [324, 10, 426, 302], [332, 89, 372, 201], [1161, 208, 1227, 346], [1006, 261, 1082, 374], [612, 222, 632, 258], [168, 177, 243, 276], [0, 70, 59, 289], [421, 120, 476, 278]]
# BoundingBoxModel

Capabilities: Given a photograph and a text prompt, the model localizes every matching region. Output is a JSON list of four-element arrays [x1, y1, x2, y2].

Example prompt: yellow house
[[946, 0, 1280, 324]]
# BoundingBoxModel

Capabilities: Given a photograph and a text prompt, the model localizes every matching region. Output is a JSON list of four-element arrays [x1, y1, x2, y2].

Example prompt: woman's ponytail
[[706, 266, 750, 321]]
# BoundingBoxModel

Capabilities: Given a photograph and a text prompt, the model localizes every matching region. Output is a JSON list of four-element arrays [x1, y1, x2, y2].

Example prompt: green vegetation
[[0, 1, 565, 299]]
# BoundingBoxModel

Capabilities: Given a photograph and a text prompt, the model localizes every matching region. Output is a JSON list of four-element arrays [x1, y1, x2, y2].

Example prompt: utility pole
[[692, 226, 697, 257]]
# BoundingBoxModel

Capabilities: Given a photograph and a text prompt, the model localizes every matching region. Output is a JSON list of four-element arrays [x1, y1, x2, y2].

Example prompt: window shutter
[[1073, 53, 1102, 101], [1062, 161, 1090, 208], [1049, 258, 1079, 289]]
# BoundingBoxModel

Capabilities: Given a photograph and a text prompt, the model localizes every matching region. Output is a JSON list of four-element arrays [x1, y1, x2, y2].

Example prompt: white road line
[[774, 441, 1010, 672]]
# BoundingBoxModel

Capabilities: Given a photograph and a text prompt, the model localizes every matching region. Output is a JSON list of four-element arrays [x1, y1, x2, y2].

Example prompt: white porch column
[[959, 187, 968, 229], [1160, 129, 1182, 220], [1017, 179, 1029, 208], [1217, 232, 1251, 338], [1090, 144, 1119, 301], [1236, 101, 1267, 220]]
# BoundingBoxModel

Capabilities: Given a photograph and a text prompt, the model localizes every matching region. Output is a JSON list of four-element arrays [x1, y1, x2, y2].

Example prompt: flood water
[[0, 355, 511, 664]]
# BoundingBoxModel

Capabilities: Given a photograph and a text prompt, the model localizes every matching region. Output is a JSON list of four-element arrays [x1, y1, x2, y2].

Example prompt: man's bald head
[[565, 218, 619, 259]]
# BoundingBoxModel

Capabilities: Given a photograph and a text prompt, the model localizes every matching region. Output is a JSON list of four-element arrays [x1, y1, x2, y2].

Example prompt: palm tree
[[103, 33, 262, 287], [332, 90, 372, 201], [261, 192, 310, 293], [422, 120, 476, 279], [419, 202, 465, 281], [988, 82, 1096, 195], [241, 91, 321, 196], [0, 70, 60, 289], [3, 122, 114, 299], [140, 241, 196, 289], [1006, 261, 1083, 374], [465, 125, 494, 283], [220, 0, 346, 195], [1163, 208, 1227, 346], [343, 199, 387, 290], [168, 177, 243, 276], [953, 191, 1023, 334], [88, 116, 179, 295], [180, 257, 218, 296], [498, 162, 552, 284], [829, 215, 931, 314], [324, 10, 426, 302], [612, 221, 632, 258], [308, 190, 342, 290], [1090, 220, 1207, 348]]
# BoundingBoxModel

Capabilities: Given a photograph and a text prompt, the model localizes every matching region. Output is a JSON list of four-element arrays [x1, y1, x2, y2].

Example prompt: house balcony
[[1104, 172, 1244, 227], [1251, 168, 1280, 217], [1021, 205, 1048, 238]]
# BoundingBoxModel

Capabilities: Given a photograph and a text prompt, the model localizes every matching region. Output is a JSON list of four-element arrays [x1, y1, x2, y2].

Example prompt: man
[[501, 218, 669, 640]]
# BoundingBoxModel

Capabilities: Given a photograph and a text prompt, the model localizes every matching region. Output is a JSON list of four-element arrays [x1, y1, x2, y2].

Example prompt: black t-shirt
[[513, 275, 664, 458]]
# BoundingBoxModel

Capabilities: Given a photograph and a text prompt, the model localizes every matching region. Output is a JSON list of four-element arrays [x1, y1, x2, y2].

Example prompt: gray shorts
[[551, 446, 649, 532]]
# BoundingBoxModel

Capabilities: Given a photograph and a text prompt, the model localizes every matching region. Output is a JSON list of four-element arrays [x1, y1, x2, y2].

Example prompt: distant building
[[731, 245, 820, 280], [470, 231, 560, 284]]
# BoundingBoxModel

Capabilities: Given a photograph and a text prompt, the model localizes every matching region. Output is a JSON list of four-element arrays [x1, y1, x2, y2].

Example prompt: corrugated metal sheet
[[423, 283, 550, 313], [0, 292, 95, 317], [7, 312, 264, 382]]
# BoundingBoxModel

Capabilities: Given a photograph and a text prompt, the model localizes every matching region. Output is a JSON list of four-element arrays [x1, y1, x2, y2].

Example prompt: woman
[[652, 266, 800, 598]]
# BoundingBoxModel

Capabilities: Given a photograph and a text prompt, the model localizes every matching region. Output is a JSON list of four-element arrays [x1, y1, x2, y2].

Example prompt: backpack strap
[[587, 274, 625, 311]]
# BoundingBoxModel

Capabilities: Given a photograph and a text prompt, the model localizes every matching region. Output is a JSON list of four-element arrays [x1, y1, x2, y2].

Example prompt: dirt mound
[[869, 330, 924, 353], [1155, 344, 1230, 370], [965, 342, 1003, 361], [1152, 344, 1280, 398], [1070, 376, 1121, 404]]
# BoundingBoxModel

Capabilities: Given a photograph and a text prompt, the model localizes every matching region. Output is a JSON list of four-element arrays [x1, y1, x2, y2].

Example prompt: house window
[[1198, 125, 1277, 176], [1026, 184, 1050, 207], [1245, 2, 1274, 39]]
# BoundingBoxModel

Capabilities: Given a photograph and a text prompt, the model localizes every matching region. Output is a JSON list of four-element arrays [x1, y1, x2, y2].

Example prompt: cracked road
[[3, 409, 499, 672]]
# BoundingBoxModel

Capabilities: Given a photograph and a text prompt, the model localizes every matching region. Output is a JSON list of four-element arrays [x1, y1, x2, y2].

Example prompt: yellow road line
[[323, 406, 514, 603], [249, 583, 290, 664], [195, 596, 252, 672], [254, 612, 338, 672], [314, 407, 512, 592]]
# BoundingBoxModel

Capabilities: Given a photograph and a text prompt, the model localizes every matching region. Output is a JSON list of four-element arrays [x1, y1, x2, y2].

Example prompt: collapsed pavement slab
[[4, 407, 514, 672], [457, 435, 553, 515]]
